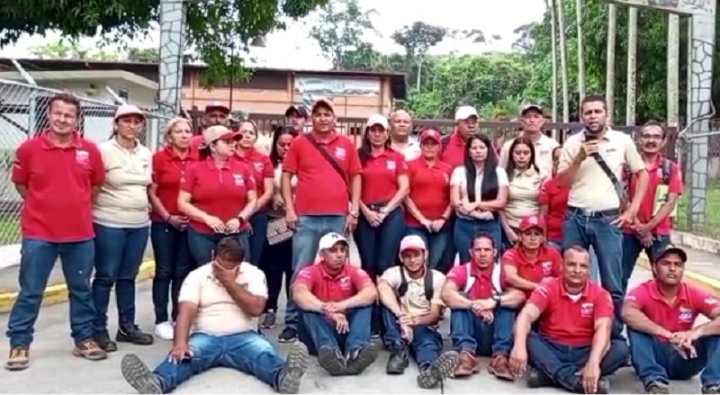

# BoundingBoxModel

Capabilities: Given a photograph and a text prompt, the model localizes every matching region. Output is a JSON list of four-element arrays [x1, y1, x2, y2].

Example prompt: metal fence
[[0, 78, 169, 246]]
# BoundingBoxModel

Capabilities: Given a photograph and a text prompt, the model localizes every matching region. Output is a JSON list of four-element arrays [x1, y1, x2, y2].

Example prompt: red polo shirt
[[538, 176, 569, 242], [180, 158, 255, 234], [190, 135, 204, 152], [623, 156, 683, 235], [294, 262, 373, 302], [528, 277, 614, 346], [405, 158, 452, 227], [12, 133, 105, 242], [282, 131, 362, 216], [440, 133, 466, 169], [625, 279, 720, 336], [502, 245, 563, 297], [361, 148, 407, 204], [446, 262, 503, 300], [237, 149, 274, 205], [151, 146, 197, 221]]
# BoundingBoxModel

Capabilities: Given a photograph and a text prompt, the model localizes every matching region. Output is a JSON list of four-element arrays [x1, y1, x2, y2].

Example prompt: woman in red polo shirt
[[178, 125, 258, 266], [234, 120, 274, 267], [148, 116, 196, 340], [405, 128, 453, 272]]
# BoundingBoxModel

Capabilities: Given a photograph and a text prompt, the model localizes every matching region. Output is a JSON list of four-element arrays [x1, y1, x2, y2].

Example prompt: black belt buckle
[[368, 202, 387, 212], [570, 206, 619, 217]]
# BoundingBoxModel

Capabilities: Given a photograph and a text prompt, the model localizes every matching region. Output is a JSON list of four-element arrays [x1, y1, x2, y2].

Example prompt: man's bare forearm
[[225, 282, 266, 317], [174, 302, 198, 346]]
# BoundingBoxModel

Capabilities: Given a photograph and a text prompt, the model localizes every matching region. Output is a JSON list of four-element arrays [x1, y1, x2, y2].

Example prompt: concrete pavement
[[0, 267, 706, 394]]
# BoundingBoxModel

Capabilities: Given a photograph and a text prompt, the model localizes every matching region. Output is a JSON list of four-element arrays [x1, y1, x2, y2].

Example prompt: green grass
[[0, 216, 21, 246], [676, 182, 720, 238]]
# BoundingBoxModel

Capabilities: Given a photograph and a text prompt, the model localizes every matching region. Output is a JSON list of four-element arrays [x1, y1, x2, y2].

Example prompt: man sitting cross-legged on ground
[[293, 232, 379, 376], [508, 245, 629, 394], [441, 232, 526, 378], [378, 235, 459, 389], [120, 236, 309, 394], [489, 215, 563, 381], [622, 245, 720, 394]]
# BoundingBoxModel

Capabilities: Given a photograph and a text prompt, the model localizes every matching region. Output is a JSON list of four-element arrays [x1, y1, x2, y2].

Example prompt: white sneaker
[[154, 322, 174, 340]]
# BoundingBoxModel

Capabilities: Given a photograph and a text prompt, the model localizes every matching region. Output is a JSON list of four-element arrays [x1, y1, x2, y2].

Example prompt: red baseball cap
[[420, 128, 442, 144], [519, 215, 545, 232]]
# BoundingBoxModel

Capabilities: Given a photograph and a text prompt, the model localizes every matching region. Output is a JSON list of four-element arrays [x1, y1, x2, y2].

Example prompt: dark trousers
[[248, 211, 269, 267], [260, 238, 293, 312], [187, 228, 250, 267], [150, 222, 193, 324], [382, 307, 442, 369], [621, 234, 671, 292], [300, 307, 372, 355]]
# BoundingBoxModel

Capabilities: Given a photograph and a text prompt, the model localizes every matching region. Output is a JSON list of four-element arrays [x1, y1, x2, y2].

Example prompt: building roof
[[0, 69, 158, 90], [0, 58, 408, 98]]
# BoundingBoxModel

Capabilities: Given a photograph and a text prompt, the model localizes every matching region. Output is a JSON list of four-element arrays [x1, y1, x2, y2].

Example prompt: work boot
[[346, 344, 379, 375], [94, 330, 118, 352], [72, 339, 107, 361], [386, 345, 409, 375], [702, 385, 720, 394], [417, 350, 459, 389], [121, 354, 163, 394], [487, 354, 514, 381], [276, 342, 310, 394], [526, 367, 553, 388], [317, 346, 346, 376], [4, 347, 29, 371], [644, 380, 670, 394], [453, 350, 480, 377], [117, 325, 154, 346]]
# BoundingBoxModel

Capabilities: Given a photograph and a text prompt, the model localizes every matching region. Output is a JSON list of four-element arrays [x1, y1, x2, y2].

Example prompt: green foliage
[[308, 0, 376, 69], [392, 22, 446, 60]]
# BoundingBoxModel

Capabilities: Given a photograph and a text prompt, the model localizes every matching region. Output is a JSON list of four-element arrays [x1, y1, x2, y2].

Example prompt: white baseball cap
[[365, 114, 389, 130], [399, 235, 426, 252], [455, 105, 479, 121], [317, 232, 349, 251]]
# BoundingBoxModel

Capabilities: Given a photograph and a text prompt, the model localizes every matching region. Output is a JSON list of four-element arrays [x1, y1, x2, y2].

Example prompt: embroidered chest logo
[[580, 302, 594, 318], [678, 306, 693, 323], [541, 261, 553, 276], [338, 276, 351, 290], [334, 147, 346, 160], [232, 173, 245, 187], [254, 161, 264, 172], [75, 150, 89, 165], [386, 160, 396, 170]]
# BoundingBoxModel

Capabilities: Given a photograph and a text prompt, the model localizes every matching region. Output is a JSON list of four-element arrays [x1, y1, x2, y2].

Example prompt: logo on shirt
[[387, 160, 396, 170], [705, 297, 718, 306], [254, 161, 264, 172], [339, 276, 351, 290], [232, 173, 245, 187], [541, 261, 553, 276], [580, 302, 594, 318], [678, 307, 693, 323], [75, 149, 89, 165], [334, 147, 346, 160]]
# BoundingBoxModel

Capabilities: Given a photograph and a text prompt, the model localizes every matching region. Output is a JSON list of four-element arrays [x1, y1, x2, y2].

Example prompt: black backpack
[[397, 268, 434, 303]]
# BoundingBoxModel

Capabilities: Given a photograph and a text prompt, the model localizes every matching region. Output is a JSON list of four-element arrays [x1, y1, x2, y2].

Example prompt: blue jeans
[[528, 331, 629, 392], [454, 217, 502, 264], [406, 226, 451, 271], [153, 331, 285, 392], [628, 329, 720, 387], [492, 307, 518, 356], [621, 234, 671, 292], [549, 240, 600, 283], [300, 306, 372, 354], [248, 211, 269, 267], [7, 238, 96, 347], [150, 222, 193, 324], [284, 215, 346, 328], [382, 307, 442, 368], [563, 209, 624, 337], [450, 309, 506, 356], [354, 207, 405, 278], [92, 224, 149, 332], [187, 228, 250, 267]]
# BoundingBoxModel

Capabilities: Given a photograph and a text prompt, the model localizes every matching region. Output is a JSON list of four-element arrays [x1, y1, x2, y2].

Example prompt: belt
[[367, 202, 388, 211], [567, 206, 620, 217]]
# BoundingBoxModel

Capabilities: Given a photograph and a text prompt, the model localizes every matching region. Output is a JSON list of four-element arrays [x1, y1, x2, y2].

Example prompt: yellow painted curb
[[0, 260, 156, 314], [636, 255, 720, 296]]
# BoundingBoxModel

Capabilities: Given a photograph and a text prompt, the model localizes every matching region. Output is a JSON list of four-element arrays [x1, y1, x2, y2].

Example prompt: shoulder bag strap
[[304, 134, 350, 196]]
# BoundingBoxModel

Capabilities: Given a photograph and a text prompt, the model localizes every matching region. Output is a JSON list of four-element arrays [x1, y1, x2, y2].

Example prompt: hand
[[633, 222, 652, 238], [345, 214, 358, 233], [285, 210, 298, 230], [322, 301, 346, 315], [204, 215, 226, 233], [577, 140, 600, 161], [580, 361, 601, 394], [401, 325, 414, 343], [331, 313, 349, 334], [479, 310, 494, 324], [471, 299, 497, 315], [364, 210, 383, 227], [430, 219, 446, 232], [457, 201, 474, 216], [671, 330, 700, 358], [611, 210, 635, 228], [168, 343, 193, 364], [420, 218, 433, 232], [640, 233, 654, 248], [212, 261, 239, 286], [509, 345, 528, 377], [225, 218, 241, 233], [398, 313, 416, 327], [272, 195, 285, 210], [167, 215, 189, 229]]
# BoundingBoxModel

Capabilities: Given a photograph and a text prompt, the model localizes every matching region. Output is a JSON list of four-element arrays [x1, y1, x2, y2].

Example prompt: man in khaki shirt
[[120, 237, 309, 394], [557, 94, 648, 338], [499, 104, 559, 176], [378, 235, 458, 389]]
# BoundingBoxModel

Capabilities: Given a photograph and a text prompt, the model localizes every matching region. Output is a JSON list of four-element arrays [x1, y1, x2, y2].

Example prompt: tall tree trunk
[[606, 3, 617, 124], [626, 6, 638, 126], [555, 0, 570, 123], [546, 0, 559, 123], [576, 0, 586, 100]]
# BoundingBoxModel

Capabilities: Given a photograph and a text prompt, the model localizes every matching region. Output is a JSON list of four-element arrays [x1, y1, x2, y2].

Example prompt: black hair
[[463, 133, 499, 203], [506, 136, 540, 181], [358, 124, 390, 166], [471, 231, 496, 249], [199, 145, 211, 160], [214, 236, 246, 262], [270, 125, 298, 166], [580, 94, 607, 112]]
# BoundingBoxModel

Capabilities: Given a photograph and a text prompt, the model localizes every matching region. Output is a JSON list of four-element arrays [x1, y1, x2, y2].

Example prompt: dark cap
[[520, 103, 544, 115], [654, 244, 688, 264], [285, 104, 309, 119]]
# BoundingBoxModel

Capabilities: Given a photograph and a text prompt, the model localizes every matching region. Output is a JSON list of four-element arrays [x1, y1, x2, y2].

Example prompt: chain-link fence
[[0, 78, 169, 246]]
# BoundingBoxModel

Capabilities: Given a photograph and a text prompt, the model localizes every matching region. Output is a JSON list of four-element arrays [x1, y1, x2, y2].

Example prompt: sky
[[0, 0, 548, 70]]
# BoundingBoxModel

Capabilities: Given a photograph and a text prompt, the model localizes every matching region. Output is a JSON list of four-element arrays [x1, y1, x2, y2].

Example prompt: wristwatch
[[237, 215, 246, 223]]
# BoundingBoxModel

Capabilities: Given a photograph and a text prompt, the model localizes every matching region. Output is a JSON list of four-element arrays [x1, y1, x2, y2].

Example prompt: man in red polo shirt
[[190, 101, 231, 152], [440, 232, 525, 378], [621, 122, 683, 292], [440, 105, 479, 168], [279, 97, 362, 343], [622, 245, 720, 394], [508, 245, 629, 393], [292, 232, 379, 376], [488, 215, 563, 381], [5, 93, 107, 371]]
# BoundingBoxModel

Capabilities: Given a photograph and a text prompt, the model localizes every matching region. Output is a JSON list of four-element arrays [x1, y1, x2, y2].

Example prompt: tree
[[392, 21, 446, 89], [308, 0, 376, 69], [0, 0, 329, 86], [127, 47, 160, 63], [30, 39, 120, 61]]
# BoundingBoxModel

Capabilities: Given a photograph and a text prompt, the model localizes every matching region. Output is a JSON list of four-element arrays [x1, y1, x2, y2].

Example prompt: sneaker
[[4, 347, 29, 371], [417, 350, 458, 389], [385, 346, 409, 375], [154, 322, 174, 341], [317, 346, 346, 376], [117, 325, 154, 346], [72, 339, 107, 361], [702, 385, 720, 394], [487, 354, 514, 381], [94, 331, 118, 352], [261, 310, 277, 329], [121, 353, 163, 394], [278, 327, 298, 343], [277, 342, 310, 394], [645, 380, 670, 394], [346, 344, 379, 375]]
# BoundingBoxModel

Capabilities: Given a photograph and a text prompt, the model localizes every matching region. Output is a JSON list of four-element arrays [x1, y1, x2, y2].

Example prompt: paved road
[[0, 265, 708, 394]]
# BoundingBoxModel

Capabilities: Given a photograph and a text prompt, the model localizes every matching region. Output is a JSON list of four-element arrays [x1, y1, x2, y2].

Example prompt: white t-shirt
[[450, 166, 509, 219]]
